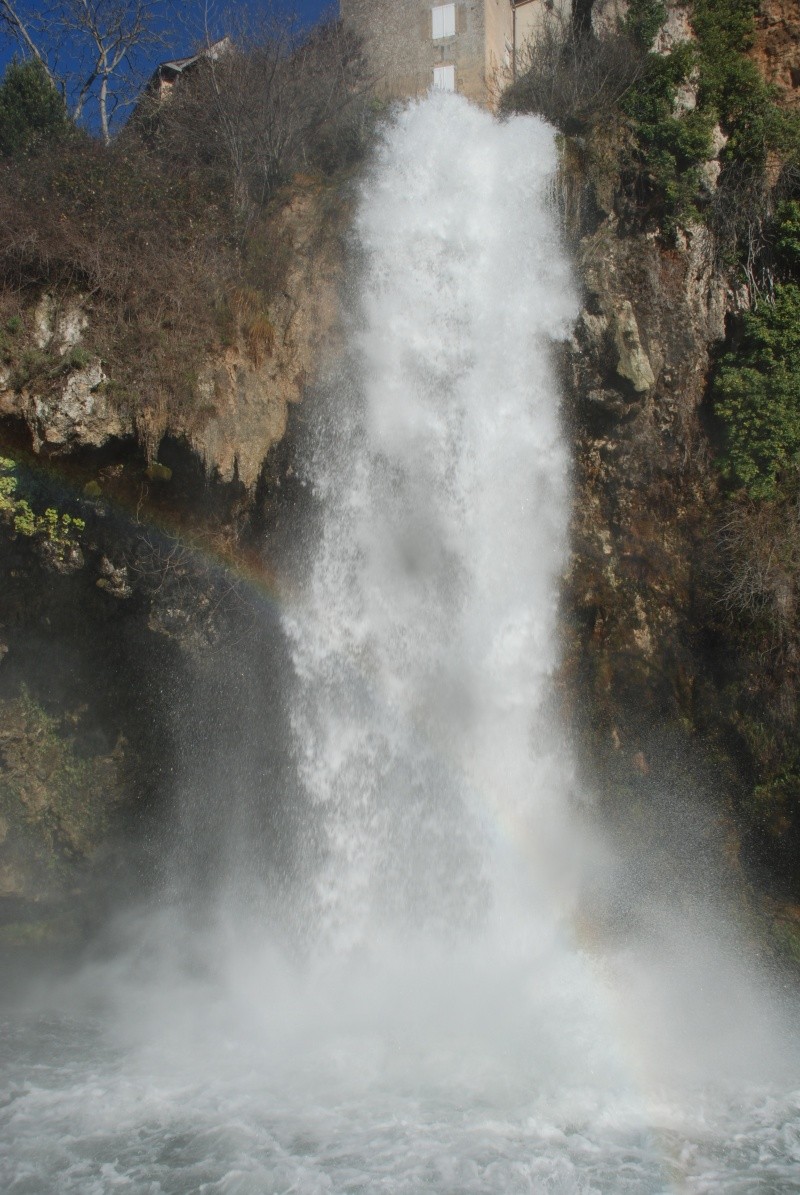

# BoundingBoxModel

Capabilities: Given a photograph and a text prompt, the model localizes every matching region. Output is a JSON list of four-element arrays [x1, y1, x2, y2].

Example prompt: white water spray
[[287, 94, 579, 956], [3, 95, 800, 1195]]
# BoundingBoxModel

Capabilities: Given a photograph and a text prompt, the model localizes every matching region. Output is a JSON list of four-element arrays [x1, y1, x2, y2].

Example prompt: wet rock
[[96, 556, 132, 599], [39, 540, 84, 575]]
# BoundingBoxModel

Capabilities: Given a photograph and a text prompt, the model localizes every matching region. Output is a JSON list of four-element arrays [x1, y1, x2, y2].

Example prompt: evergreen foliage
[[0, 59, 70, 158], [623, 0, 667, 50], [620, 43, 713, 229], [713, 285, 800, 498]]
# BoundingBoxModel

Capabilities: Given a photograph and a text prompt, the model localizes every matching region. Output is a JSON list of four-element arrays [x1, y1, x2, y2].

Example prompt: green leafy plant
[[774, 201, 800, 272], [0, 456, 85, 552], [621, 42, 714, 229], [624, 0, 668, 50], [713, 284, 800, 498], [0, 59, 70, 159]]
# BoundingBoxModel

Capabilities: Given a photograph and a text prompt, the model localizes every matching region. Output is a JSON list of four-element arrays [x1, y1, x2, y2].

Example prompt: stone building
[[144, 36, 232, 104], [340, 0, 571, 106]]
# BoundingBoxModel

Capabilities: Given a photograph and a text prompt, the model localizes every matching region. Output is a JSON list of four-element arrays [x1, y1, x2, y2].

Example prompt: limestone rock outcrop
[[0, 181, 343, 490]]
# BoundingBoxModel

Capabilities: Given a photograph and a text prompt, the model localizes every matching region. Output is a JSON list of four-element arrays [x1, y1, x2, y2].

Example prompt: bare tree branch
[[0, 0, 168, 141], [0, 0, 57, 82]]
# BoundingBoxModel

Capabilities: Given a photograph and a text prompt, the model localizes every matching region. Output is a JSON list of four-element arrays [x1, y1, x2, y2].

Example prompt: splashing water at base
[[2, 96, 800, 1195]]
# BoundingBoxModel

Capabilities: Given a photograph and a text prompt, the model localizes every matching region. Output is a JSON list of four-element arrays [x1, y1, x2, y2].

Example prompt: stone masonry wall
[[341, 0, 498, 104]]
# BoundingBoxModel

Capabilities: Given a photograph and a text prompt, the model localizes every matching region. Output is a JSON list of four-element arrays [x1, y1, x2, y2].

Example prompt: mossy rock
[[145, 462, 172, 483], [0, 691, 124, 905]]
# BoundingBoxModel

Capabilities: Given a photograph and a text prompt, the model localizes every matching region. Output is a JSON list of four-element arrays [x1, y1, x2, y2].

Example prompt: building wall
[[514, 0, 572, 62], [339, 0, 572, 105], [484, 0, 514, 101], [341, 0, 495, 104]]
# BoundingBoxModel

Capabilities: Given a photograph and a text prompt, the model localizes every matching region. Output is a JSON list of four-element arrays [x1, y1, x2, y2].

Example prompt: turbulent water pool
[[3, 997, 800, 1194], [3, 94, 800, 1195]]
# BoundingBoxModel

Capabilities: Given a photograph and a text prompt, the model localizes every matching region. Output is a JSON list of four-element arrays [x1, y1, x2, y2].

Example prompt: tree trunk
[[99, 75, 110, 145]]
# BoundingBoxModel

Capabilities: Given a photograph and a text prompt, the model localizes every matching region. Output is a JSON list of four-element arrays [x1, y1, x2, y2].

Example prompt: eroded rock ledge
[[0, 181, 344, 493]]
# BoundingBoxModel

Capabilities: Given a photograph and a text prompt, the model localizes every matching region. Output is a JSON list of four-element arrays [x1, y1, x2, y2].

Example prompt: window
[[432, 4, 455, 39], [432, 64, 455, 91]]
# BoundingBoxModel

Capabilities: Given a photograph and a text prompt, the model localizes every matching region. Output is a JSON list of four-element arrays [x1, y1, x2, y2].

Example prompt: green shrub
[[713, 284, 800, 497], [624, 0, 668, 49], [0, 456, 85, 549], [692, 0, 800, 170], [66, 345, 91, 370], [620, 43, 714, 229], [0, 59, 70, 159], [692, 0, 760, 119], [775, 201, 800, 273]]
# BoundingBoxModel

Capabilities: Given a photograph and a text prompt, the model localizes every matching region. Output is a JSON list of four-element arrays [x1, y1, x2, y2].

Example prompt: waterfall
[[286, 94, 580, 957], [3, 94, 798, 1195]]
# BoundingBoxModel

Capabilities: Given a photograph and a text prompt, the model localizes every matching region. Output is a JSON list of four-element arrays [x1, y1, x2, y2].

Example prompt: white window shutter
[[432, 4, 455, 39], [433, 64, 455, 91]]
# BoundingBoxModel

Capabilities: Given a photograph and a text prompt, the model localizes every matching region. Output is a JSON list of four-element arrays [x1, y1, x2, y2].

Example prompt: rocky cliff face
[[563, 208, 735, 853], [752, 0, 800, 107], [0, 176, 346, 943], [0, 180, 343, 491], [559, 0, 800, 959]]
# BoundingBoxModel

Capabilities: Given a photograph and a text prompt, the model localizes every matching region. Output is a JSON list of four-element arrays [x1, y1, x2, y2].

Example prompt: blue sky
[[0, 0, 336, 134]]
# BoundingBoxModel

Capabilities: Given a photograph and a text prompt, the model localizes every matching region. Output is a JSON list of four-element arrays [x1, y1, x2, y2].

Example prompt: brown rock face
[[188, 188, 344, 490], [0, 180, 344, 492], [752, 0, 800, 107], [566, 216, 726, 761]]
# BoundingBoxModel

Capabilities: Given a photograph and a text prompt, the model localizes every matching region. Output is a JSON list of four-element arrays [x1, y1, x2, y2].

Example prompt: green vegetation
[[0, 689, 121, 872], [0, 456, 85, 556], [506, 0, 800, 235], [622, 0, 799, 229], [623, 1, 667, 50], [713, 285, 800, 498], [0, 59, 70, 158], [619, 42, 714, 231]]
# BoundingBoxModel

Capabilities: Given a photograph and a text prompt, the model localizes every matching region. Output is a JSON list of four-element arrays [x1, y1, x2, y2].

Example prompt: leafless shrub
[[0, 10, 373, 438], [715, 499, 800, 652], [153, 13, 371, 221], [501, 13, 644, 133], [0, 133, 233, 425], [710, 160, 800, 300], [129, 520, 259, 646]]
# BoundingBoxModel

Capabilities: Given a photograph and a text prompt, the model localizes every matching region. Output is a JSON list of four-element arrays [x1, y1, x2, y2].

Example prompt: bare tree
[[501, 11, 644, 132], [715, 498, 800, 655], [0, 0, 167, 142], [156, 10, 370, 218], [0, 0, 58, 82], [62, 1, 164, 142]]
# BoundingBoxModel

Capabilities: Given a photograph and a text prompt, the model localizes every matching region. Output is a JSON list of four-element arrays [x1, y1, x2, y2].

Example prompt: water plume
[[285, 93, 579, 960], [2, 94, 799, 1195]]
